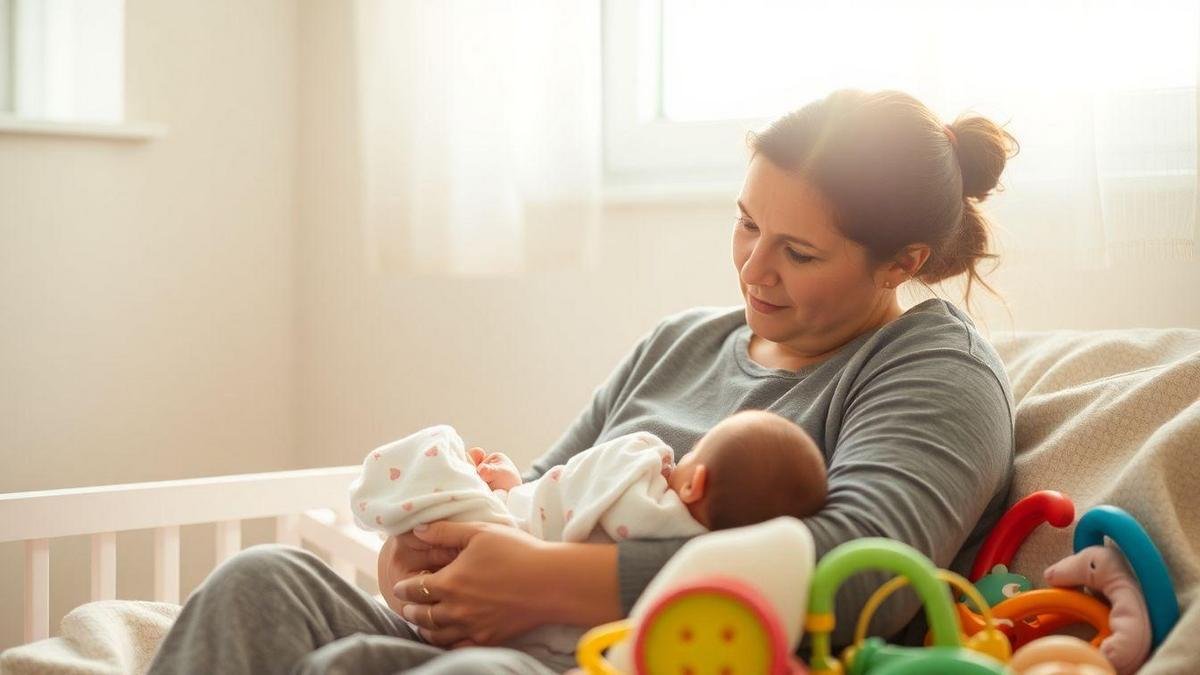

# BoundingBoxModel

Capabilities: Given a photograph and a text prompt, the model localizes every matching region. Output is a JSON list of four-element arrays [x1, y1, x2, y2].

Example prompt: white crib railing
[[0, 466, 382, 645]]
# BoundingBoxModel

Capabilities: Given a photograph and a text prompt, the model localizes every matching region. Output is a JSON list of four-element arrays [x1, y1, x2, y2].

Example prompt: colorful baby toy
[[572, 496, 1179, 675], [577, 517, 814, 674], [805, 538, 1006, 674]]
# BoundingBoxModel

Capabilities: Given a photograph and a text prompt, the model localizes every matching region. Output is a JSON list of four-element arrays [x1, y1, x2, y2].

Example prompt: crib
[[0, 465, 381, 646]]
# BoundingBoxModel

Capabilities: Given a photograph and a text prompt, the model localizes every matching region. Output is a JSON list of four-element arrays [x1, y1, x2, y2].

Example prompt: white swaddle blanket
[[348, 424, 708, 669], [350, 424, 707, 541]]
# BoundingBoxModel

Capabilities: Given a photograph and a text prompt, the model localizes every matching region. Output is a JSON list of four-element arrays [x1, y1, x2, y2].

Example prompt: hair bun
[[950, 115, 1019, 201]]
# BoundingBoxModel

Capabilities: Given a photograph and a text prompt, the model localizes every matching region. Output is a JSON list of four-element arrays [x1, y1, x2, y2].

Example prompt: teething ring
[[971, 491, 1075, 581], [960, 589, 1111, 650]]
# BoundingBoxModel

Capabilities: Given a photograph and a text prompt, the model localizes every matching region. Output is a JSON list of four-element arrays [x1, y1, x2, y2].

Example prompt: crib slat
[[333, 557, 357, 585], [215, 520, 241, 564], [24, 539, 50, 643], [276, 514, 300, 547], [153, 526, 180, 603], [90, 532, 117, 601]]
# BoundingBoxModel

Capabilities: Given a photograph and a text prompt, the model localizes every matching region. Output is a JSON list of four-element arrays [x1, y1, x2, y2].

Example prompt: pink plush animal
[[1043, 546, 1151, 675]]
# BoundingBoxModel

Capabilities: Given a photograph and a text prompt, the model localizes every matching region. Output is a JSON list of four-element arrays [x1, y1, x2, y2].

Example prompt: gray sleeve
[[521, 325, 660, 483], [802, 349, 1013, 647]]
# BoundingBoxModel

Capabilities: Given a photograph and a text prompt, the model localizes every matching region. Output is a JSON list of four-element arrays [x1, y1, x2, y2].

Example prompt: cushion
[[993, 328, 1200, 673]]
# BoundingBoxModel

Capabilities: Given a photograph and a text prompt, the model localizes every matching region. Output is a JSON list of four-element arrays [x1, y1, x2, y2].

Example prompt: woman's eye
[[737, 218, 757, 232], [786, 249, 814, 263]]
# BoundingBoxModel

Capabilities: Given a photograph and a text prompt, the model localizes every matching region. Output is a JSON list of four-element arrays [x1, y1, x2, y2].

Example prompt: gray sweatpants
[[145, 544, 564, 674]]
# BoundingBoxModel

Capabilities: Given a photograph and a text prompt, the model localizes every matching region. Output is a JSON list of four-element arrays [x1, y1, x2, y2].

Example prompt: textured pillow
[[993, 329, 1200, 673]]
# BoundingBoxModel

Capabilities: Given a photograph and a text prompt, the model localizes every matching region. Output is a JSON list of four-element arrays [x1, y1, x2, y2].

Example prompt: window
[[0, 0, 124, 123], [603, 0, 1198, 198]]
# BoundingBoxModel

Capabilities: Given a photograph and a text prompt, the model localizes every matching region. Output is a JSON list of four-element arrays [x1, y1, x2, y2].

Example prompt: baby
[[350, 409, 827, 671]]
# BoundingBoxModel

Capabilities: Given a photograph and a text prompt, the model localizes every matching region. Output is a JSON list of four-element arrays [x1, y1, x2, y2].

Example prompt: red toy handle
[[970, 491, 1075, 581]]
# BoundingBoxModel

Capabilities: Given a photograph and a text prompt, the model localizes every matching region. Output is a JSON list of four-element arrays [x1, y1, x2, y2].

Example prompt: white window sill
[[0, 115, 167, 141]]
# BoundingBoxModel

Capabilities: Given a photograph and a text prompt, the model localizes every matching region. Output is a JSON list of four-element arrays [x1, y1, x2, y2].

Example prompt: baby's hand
[[474, 451, 522, 491]]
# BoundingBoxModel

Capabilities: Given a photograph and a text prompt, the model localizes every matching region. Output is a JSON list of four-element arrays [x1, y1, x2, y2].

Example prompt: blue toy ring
[[1073, 505, 1180, 647]]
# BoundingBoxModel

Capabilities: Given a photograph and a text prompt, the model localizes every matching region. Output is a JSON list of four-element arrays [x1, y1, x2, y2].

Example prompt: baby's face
[[666, 447, 700, 494]]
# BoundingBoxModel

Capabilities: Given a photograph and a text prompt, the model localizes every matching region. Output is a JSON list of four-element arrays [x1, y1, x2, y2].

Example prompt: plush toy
[[1043, 546, 1151, 675]]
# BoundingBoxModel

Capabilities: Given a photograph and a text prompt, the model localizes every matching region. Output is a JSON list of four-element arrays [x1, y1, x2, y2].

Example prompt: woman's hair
[[747, 89, 1019, 311]]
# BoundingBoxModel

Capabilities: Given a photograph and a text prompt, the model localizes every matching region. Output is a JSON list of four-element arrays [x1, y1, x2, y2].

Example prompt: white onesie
[[348, 424, 708, 669]]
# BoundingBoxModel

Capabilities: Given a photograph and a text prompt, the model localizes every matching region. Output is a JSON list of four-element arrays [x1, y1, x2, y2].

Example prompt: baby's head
[[667, 410, 827, 530]]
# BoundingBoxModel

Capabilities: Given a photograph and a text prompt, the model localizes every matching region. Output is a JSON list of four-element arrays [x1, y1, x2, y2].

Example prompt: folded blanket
[[993, 328, 1200, 673], [0, 601, 181, 675]]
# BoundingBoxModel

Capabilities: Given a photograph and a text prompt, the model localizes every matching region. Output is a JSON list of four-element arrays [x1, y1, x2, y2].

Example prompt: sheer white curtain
[[660, 0, 1199, 269], [933, 0, 1200, 269], [354, 0, 602, 277]]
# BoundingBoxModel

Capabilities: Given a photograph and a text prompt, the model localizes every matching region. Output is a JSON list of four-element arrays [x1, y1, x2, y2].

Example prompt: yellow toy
[[577, 517, 815, 674], [578, 576, 807, 674]]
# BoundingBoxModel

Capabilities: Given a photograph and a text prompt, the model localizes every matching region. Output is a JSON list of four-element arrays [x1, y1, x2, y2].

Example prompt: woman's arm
[[802, 349, 1014, 646], [389, 522, 622, 647]]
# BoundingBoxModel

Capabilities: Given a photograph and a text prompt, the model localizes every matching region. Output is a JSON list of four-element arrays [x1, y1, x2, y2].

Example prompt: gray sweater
[[523, 299, 1014, 647]]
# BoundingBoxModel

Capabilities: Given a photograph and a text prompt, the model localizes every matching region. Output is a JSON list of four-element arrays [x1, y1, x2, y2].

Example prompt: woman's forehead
[[738, 156, 843, 249]]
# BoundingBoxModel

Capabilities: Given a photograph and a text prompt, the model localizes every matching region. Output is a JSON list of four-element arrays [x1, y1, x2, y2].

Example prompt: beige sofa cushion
[[993, 329, 1200, 673]]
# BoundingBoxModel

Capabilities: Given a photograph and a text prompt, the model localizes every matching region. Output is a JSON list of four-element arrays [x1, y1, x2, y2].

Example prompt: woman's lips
[[749, 295, 786, 313]]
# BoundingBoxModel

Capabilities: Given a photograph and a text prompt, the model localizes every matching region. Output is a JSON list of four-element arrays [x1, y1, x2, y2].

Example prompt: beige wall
[[3, 0, 1199, 652], [0, 0, 298, 649]]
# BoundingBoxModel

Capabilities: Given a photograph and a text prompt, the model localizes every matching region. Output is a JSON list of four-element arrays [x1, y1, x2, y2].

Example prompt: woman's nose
[[740, 243, 776, 287]]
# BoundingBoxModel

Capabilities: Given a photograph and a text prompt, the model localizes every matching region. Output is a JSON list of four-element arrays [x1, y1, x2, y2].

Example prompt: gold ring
[[417, 571, 433, 602], [426, 604, 439, 630]]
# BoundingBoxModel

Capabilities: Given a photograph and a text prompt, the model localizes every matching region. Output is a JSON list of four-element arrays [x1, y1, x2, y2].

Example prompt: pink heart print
[[564, 509, 573, 522], [616, 525, 630, 539], [389, 467, 402, 481], [549, 466, 563, 481], [358, 501, 367, 512], [371, 451, 381, 460], [402, 502, 414, 511], [375, 516, 383, 525], [424, 446, 439, 457], [539, 507, 546, 521]]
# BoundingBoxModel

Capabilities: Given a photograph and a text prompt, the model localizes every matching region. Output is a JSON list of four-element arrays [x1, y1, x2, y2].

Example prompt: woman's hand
[[392, 521, 622, 649], [390, 522, 556, 648], [376, 531, 461, 615]]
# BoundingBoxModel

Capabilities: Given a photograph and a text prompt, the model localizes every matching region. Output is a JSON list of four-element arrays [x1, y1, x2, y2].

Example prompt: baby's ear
[[680, 465, 708, 504]]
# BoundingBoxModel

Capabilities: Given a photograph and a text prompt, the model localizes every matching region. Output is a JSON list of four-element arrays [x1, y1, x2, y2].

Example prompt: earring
[[884, 282, 894, 289]]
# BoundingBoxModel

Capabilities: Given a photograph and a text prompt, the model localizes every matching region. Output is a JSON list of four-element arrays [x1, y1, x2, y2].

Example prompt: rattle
[[961, 491, 1112, 648], [805, 538, 1005, 675]]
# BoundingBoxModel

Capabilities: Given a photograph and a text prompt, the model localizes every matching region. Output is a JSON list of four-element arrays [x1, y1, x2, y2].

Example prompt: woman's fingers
[[398, 531, 433, 551], [411, 520, 488, 550], [393, 569, 443, 604], [400, 603, 469, 646]]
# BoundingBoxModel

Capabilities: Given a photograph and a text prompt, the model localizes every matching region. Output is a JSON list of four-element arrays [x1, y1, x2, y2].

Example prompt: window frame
[[602, 0, 761, 197]]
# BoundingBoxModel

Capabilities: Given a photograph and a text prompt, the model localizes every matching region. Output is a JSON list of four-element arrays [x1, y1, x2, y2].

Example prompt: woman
[[148, 89, 1018, 674]]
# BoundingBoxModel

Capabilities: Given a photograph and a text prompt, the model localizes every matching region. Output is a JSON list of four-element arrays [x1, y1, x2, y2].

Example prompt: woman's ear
[[680, 465, 708, 504]]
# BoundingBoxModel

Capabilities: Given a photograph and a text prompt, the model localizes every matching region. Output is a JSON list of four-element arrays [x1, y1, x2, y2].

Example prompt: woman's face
[[732, 156, 897, 356]]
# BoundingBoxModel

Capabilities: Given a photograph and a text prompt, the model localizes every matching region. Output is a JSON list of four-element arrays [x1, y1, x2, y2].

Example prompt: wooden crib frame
[[0, 466, 382, 646]]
